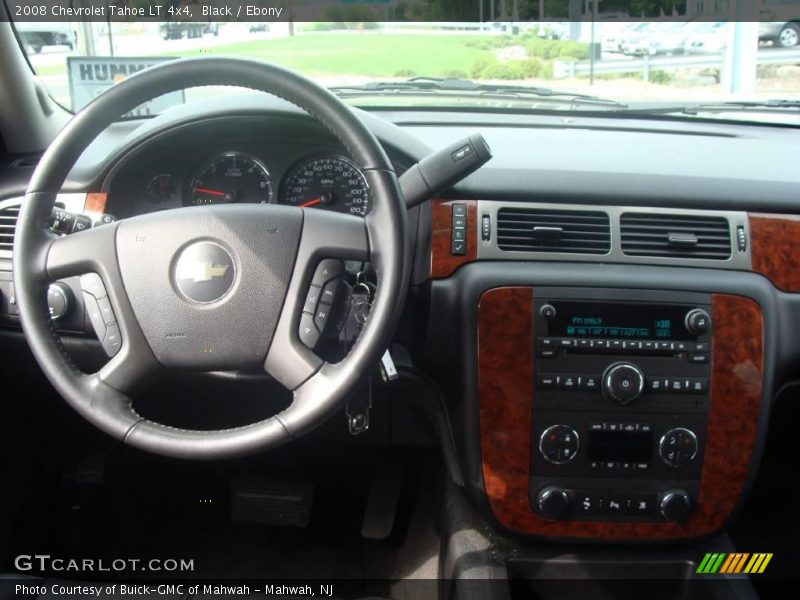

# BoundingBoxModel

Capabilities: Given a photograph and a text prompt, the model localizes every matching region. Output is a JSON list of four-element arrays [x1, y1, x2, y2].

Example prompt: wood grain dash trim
[[749, 213, 800, 292], [477, 289, 763, 540]]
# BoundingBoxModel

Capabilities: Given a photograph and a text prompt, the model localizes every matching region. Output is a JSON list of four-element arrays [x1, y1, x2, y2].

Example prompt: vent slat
[[0, 205, 20, 252], [621, 212, 730, 260], [497, 208, 611, 254]]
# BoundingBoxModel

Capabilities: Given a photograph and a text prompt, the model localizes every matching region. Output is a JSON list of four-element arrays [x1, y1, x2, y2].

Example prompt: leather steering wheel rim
[[13, 57, 409, 459]]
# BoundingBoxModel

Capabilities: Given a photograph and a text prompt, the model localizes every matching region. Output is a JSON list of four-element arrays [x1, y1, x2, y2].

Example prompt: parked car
[[759, 21, 800, 47], [683, 22, 728, 54], [14, 22, 75, 54], [621, 22, 689, 56], [160, 21, 220, 40], [601, 22, 647, 54]]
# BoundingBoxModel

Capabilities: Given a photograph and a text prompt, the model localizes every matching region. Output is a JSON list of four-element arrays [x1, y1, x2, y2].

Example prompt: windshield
[[11, 14, 800, 125]]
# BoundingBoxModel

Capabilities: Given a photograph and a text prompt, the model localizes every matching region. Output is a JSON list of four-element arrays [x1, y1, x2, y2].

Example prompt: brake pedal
[[230, 477, 315, 528]]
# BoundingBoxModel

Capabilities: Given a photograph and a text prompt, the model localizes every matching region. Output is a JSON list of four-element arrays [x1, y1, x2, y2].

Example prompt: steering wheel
[[13, 58, 409, 459]]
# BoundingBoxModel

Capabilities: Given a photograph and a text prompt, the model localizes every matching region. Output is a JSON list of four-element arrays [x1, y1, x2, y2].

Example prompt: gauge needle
[[193, 187, 225, 197], [300, 197, 322, 207]]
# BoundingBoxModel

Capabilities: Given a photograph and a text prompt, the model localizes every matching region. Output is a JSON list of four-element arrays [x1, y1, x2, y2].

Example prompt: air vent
[[620, 212, 731, 260], [497, 208, 611, 254], [0, 204, 20, 254]]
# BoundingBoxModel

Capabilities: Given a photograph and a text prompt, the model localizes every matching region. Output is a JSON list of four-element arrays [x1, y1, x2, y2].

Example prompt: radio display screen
[[548, 301, 694, 340], [588, 430, 653, 463]]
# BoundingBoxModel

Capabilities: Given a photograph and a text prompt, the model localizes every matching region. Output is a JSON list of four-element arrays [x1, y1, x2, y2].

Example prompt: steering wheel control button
[[304, 286, 321, 313], [659, 427, 699, 467], [539, 425, 579, 464], [602, 362, 645, 404], [80, 273, 107, 299], [299, 312, 320, 348], [97, 297, 117, 325], [174, 241, 235, 304], [451, 203, 467, 255], [312, 259, 343, 287], [320, 279, 341, 305], [47, 283, 72, 321], [102, 323, 122, 357]]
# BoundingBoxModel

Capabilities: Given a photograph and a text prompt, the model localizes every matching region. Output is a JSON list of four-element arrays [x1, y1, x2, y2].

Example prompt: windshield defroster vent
[[0, 204, 20, 254], [620, 212, 731, 260], [496, 207, 611, 254]]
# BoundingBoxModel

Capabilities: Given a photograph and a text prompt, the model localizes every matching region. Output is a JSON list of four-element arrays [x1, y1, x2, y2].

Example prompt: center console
[[530, 289, 712, 524], [476, 286, 764, 541]]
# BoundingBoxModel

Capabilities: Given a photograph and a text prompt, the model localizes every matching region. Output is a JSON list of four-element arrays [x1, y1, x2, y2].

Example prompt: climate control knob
[[537, 486, 570, 521], [659, 427, 698, 467], [602, 362, 645, 405], [660, 489, 692, 522], [685, 308, 711, 335]]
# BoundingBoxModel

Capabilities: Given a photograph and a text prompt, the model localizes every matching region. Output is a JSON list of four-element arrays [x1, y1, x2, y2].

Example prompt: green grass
[[161, 33, 496, 78]]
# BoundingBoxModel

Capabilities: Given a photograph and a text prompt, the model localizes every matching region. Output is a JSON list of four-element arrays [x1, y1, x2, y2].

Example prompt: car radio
[[529, 289, 712, 523]]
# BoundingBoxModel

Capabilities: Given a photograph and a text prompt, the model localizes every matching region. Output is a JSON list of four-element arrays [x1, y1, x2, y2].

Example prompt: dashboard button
[[575, 492, 597, 515], [689, 352, 709, 364], [538, 374, 556, 389], [538, 348, 557, 359], [451, 240, 466, 255]]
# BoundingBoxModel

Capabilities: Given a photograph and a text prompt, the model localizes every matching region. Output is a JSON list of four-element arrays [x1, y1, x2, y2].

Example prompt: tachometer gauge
[[187, 152, 273, 206], [282, 156, 369, 215]]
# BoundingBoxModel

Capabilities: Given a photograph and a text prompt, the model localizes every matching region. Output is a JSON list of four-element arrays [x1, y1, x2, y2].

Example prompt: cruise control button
[[299, 312, 320, 348]]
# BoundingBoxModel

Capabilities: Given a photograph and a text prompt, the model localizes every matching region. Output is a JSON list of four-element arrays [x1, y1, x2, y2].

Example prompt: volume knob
[[685, 308, 711, 335], [602, 362, 645, 405]]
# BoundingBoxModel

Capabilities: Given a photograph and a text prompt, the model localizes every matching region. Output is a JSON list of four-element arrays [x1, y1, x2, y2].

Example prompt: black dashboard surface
[[3, 92, 796, 214]]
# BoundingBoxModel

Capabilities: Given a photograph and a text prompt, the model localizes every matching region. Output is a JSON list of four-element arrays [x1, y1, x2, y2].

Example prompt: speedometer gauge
[[187, 152, 273, 206], [282, 156, 369, 215]]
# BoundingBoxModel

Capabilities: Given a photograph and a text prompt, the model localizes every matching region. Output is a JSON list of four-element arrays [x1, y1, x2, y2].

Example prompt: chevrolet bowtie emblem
[[174, 242, 235, 303], [177, 261, 230, 283]]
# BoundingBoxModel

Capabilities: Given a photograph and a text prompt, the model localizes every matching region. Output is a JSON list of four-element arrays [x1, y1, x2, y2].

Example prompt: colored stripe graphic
[[699, 553, 773, 574], [744, 553, 773, 574]]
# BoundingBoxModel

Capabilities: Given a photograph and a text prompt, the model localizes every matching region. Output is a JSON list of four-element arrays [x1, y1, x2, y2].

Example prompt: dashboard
[[99, 114, 411, 220], [2, 94, 800, 546]]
